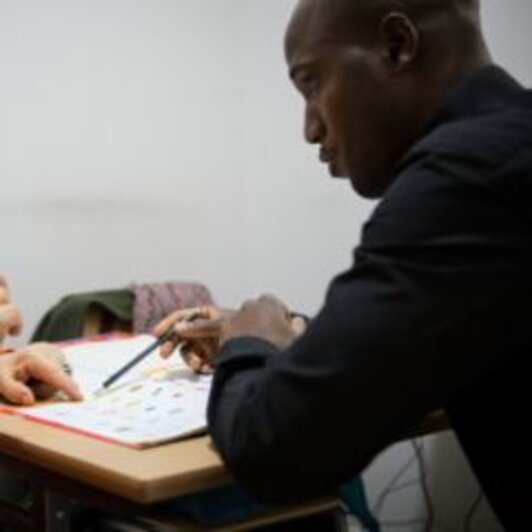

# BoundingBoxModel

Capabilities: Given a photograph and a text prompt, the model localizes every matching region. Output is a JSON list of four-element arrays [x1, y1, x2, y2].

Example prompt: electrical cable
[[373, 452, 418, 517], [372, 438, 436, 531], [412, 439, 434, 532]]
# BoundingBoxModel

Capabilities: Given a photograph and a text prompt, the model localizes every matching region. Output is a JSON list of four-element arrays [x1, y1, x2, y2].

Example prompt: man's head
[[285, 0, 491, 197]]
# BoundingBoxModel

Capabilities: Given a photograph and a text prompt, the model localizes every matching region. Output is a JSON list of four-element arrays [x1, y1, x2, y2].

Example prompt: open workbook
[[0, 335, 212, 449]]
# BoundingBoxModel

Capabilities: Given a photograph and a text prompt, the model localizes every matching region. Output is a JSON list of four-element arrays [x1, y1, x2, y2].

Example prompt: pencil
[[96, 312, 200, 393]]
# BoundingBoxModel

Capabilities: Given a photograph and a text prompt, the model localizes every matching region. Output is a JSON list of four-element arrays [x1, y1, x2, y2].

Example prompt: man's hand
[[0, 343, 82, 405], [0, 274, 23, 342], [153, 296, 308, 373], [220, 295, 301, 348], [154, 306, 229, 373]]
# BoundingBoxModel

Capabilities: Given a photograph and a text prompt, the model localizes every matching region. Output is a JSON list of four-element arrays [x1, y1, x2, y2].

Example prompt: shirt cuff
[[215, 336, 281, 370]]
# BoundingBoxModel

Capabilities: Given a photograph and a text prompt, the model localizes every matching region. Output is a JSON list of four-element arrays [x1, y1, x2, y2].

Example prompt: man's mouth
[[320, 147, 342, 176]]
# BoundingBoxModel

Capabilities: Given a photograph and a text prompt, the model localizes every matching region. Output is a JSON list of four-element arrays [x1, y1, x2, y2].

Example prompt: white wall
[[0, 0, 374, 339], [0, 1, 530, 530], [482, 0, 532, 84]]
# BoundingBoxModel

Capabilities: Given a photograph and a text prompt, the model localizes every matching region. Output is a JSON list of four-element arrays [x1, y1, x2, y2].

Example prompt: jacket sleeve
[[207, 148, 532, 503]]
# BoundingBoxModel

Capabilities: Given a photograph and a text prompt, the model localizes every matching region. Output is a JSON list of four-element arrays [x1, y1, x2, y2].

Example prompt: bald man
[[158, 0, 532, 528]]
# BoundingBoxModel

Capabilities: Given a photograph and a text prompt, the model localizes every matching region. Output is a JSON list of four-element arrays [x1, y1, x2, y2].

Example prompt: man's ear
[[378, 12, 419, 73]]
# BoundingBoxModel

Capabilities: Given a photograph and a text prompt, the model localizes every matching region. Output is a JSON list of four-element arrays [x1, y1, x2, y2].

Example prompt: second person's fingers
[[0, 372, 35, 405], [24, 355, 83, 401]]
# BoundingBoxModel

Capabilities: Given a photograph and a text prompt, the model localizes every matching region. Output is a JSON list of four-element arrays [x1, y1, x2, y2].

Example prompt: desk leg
[[30, 480, 49, 531]]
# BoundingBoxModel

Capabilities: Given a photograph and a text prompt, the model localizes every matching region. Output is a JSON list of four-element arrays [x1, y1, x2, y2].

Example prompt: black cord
[[372, 439, 435, 531], [412, 439, 435, 532], [373, 451, 418, 516]]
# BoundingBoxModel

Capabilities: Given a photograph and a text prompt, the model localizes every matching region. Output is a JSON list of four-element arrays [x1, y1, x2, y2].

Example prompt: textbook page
[[11, 335, 212, 448]]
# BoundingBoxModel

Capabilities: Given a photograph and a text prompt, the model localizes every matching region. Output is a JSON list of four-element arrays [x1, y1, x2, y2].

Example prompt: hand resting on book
[[0, 343, 82, 405]]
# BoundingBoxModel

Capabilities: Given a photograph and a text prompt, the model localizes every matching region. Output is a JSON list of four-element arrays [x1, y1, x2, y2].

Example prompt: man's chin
[[327, 159, 346, 178], [349, 173, 387, 199]]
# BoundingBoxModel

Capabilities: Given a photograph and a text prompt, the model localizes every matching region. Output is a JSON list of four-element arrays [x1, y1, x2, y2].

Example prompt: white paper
[[19, 335, 212, 448]]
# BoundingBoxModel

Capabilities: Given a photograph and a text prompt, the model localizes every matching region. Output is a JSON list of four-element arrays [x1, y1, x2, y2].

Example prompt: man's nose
[[304, 104, 324, 144]]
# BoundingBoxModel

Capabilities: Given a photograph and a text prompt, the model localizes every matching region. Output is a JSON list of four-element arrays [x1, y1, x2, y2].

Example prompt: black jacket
[[208, 66, 532, 531]]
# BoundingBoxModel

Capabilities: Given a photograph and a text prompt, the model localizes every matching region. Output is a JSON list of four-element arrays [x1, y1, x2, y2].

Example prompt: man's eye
[[300, 76, 318, 98]]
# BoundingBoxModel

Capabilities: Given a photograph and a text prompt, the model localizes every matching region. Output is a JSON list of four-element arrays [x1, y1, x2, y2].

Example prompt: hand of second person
[[0, 274, 23, 343], [0, 342, 82, 405]]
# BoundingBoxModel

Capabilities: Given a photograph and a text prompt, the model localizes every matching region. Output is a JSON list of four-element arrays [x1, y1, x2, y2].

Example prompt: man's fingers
[[153, 306, 215, 337], [185, 353, 204, 373], [160, 339, 178, 358], [174, 318, 223, 338], [158, 317, 222, 358], [178, 342, 214, 374], [290, 315, 307, 336], [199, 361, 213, 374], [25, 356, 83, 401], [153, 309, 188, 338], [182, 351, 212, 374]]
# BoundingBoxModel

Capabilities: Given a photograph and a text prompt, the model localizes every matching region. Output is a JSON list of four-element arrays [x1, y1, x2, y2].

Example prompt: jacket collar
[[424, 65, 525, 134]]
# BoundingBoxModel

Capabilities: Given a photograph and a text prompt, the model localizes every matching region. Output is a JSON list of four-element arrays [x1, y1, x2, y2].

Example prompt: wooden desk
[[0, 413, 341, 531], [0, 415, 228, 503]]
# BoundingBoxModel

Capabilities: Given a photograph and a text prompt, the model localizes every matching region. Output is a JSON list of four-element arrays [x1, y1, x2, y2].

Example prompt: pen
[[95, 312, 200, 394]]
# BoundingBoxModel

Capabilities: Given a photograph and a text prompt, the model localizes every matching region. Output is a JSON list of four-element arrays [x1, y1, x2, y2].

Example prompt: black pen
[[94, 312, 199, 395]]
